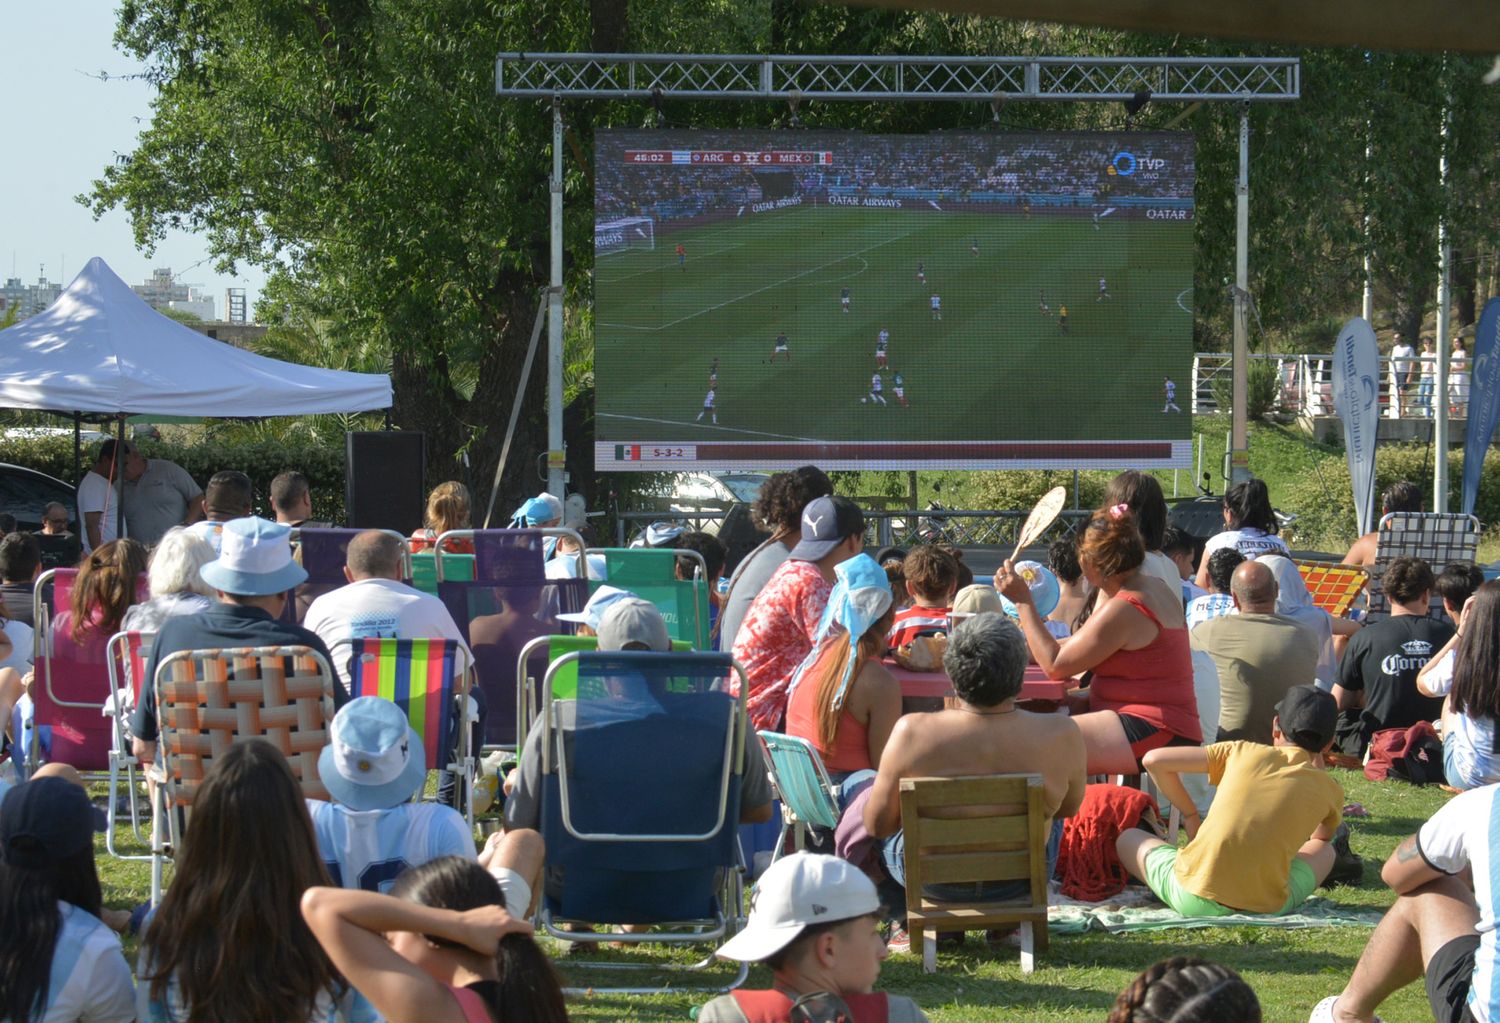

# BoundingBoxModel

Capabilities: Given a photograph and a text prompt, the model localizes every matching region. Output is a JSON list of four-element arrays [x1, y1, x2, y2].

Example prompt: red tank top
[[784, 658, 873, 774], [1089, 594, 1201, 742], [731, 989, 890, 1023]]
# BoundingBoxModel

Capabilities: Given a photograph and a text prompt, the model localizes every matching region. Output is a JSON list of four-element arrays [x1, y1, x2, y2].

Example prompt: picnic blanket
[[1048, 892, 1382, 935]]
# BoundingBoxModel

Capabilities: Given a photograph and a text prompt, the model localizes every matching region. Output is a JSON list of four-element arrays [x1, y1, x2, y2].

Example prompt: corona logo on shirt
[[1381, 639, 1435, 676]]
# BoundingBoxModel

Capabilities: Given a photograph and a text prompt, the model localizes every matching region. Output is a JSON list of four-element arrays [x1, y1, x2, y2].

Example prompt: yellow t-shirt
[[1173, 741, 1343, 913]]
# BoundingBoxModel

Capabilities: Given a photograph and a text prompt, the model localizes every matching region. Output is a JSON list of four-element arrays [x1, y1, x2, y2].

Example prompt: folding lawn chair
[[31, 568, 148, 774], [899, 774, 1051, 974], [514, 633, 693, 751], [338, 636, 477, 825], [587, 548, 710, 649], [288, 527, 411, 623], [756, 731, 840, 862], [537, 649, 750, 993], [1296, 561, 1369, 618], [432, 529, 587, 749], [150, 645, 336, 903], [104, 629, 153, 860], [1367, 511, 1481, 617]]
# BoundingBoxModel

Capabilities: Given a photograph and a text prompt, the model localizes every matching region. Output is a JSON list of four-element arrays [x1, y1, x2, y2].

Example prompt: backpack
[[1364, 721, 1445, 785]]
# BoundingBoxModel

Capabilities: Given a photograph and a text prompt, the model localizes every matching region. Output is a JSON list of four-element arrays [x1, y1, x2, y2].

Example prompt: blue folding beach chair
[[537, 649, 750, 993]]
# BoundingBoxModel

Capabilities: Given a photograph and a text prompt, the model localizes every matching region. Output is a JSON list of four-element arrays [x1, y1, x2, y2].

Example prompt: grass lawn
[[95, 767, 1451, 1022]]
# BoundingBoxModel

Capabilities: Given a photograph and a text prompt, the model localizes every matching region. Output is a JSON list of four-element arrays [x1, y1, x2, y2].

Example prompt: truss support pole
[[1434, 83, 1452, 513], [1230, 102, 1251, 484], [547, 96, 566, 504]]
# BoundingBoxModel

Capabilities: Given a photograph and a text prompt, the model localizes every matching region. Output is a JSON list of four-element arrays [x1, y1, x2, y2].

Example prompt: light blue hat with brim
[[318, 697, 428, 811], [198, 516, 307, 596]]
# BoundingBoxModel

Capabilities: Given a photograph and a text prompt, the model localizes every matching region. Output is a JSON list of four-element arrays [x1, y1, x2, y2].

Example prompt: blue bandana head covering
[[786, 553, 893, 711]]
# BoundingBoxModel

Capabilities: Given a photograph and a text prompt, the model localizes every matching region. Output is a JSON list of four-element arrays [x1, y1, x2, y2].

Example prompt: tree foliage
[[82, 1, 1500, 512]]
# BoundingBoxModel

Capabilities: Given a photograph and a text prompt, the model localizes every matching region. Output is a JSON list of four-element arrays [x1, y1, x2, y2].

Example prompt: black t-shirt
[[1337, 614, 1453, 745]]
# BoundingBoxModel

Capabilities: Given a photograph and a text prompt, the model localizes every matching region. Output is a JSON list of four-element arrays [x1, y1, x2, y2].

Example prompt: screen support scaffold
[[495, 53, 1300, 493]]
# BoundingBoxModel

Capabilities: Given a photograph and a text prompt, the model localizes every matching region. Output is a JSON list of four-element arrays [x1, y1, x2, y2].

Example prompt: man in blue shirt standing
[[129, 516, 347, 764]]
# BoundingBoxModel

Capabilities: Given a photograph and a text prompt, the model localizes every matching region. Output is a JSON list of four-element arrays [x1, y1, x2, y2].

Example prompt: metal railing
[[1190, 352, 1465, 419], [617, 507, 1092, 550]]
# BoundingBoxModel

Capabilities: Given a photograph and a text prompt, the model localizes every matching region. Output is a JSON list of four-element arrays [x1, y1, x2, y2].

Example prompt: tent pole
[[72, 414, 81, 478], [115, 417, 127, 543]]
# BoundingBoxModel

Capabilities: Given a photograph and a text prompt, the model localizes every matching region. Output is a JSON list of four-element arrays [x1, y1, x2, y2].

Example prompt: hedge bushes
[[1280, 443, 1500, 551], [0, 435, 351, 524]]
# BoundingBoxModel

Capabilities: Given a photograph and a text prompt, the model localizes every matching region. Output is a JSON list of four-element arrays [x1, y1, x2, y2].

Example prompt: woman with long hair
[[302, 856, 565, 1023], [1194, 479, 1289, 589], [0, 776, 134, 1021], [139, 739, 340, 1022], [122, 527, 217, 634], [1103, 471, 1181, 602], [999, 504, 1200, 776], [410, 482, 473, 553], [784, 553, 901, 785], [54, 538, 148, 642], [1417, 579, 1500, 789]]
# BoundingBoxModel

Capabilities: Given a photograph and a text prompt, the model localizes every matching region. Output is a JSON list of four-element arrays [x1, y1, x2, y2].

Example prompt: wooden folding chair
[[150, 645, 336, 903], [899, 774, 1051, 974]]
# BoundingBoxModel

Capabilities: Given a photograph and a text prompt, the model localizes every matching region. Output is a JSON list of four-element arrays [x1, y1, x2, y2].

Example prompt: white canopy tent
[[0, 256, 391, 417]]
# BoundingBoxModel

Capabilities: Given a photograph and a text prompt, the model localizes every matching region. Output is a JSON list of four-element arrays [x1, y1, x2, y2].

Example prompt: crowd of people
[[0, 450, 1494, 1022]]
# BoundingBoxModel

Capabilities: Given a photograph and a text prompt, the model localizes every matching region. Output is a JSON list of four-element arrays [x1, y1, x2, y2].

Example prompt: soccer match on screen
[[594, 129, 1195, 471]]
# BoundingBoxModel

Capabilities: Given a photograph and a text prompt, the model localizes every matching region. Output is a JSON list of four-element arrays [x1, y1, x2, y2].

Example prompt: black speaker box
[[345, 431, 425, 534]]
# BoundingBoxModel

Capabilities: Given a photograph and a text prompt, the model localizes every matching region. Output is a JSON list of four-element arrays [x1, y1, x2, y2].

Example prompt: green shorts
[[1143, 844, 1317, 917]]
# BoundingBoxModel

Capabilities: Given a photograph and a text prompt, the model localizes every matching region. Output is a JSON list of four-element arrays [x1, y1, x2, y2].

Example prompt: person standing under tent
[[78, 439, 144, 553]]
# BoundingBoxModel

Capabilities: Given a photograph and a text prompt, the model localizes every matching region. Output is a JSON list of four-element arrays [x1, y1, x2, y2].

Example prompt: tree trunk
[[590, 0, 629, 52], [1390, 272, 1429, 346]]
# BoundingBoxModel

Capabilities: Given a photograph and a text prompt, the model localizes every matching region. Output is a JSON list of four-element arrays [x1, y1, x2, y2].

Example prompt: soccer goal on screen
[[596, 216, 656, 256]]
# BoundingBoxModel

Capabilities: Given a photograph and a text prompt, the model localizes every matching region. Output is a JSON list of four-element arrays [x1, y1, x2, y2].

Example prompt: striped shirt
[[888, 605, 952, 651], [30, 903, 134, 1023], [1417, 784, 1500, 1021]]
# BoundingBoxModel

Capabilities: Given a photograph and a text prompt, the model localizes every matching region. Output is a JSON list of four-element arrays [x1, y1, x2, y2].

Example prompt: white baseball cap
[[556, 585, 636, 630], [715, 853, 880, 962]]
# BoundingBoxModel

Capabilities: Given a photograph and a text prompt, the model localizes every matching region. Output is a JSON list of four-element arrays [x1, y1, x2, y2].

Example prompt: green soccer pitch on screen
[[593, 129, 1194, 472]]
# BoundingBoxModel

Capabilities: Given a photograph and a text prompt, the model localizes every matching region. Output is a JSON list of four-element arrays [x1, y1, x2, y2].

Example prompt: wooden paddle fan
[[1010, 486, 1068, 562]]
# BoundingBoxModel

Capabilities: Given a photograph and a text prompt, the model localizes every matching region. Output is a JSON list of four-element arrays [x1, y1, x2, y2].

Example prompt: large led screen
[[593, 130, 1194, 470]]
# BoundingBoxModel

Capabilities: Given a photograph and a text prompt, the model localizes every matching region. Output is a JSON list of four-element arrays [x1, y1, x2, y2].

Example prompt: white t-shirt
[[1392, 343, 1415, 375], [307, 799, 476, 893], [77, 471, 119, 553], [1416, 785, 1500, 1021], [1202, 527, 1290, 562], [0, 618, 34, 676], [38, 901, 136, 1023], [1424, 650, 1500, 788], [301, 577, 468, 682]]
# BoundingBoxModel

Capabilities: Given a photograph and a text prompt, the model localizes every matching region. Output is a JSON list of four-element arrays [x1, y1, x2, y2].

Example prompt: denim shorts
[[882, 816, 1064, 902]]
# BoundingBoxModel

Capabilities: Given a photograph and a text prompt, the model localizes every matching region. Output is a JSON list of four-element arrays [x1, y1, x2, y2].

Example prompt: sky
[[0, 2, 265, 316]]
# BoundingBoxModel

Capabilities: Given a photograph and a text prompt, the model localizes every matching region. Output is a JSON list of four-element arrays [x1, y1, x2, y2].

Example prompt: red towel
[[1056, 783, 1159, 902]]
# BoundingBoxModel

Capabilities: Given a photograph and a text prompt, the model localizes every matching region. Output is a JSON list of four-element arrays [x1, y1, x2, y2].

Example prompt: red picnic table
[[883, 659, 1071, 713]]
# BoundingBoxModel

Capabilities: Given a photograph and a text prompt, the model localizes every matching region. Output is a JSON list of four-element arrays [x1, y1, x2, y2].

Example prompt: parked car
[[0, 462, 78, 533], [636, 472, 772, 573]]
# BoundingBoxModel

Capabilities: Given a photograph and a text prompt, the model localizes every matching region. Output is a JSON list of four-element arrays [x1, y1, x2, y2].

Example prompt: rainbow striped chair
[[345, 637, 476, 825]]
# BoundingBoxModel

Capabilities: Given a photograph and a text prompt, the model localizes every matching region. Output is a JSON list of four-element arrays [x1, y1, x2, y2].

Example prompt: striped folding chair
[[104, 630, 153, 860], [343, 637, 476, 825], [1368, 511, 1481, 617], [150, 645, 336, 903]]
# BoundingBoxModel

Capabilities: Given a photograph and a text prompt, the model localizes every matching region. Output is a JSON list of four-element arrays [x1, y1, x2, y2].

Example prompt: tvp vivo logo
[[1107, 151, 1167, 177]]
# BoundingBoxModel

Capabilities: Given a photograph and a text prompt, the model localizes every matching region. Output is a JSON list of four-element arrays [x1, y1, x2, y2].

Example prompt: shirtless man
[[863, 612, 1086, 944], [1343, 480, 1422, 568]]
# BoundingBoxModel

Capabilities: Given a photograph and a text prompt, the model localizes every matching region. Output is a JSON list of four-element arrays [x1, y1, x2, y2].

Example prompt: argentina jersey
[[307, 800, 476, 893], [1417, 784, 1500, 1021], [38, 902, 134, 1022]]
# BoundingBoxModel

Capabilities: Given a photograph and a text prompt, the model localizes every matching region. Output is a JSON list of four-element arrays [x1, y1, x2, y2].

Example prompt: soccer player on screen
[[696, 387, 717, 424], [893, 371, 909, 407], [1059, 304, 1069, 335], [869, 372, 887, 405], [971, 239, 980, 257], [841, 286, 851, 313], [930, 294, 942, 321], [676, 243, 686, 270], [1163, 377, 1182, 413], [876, 329, 890, 369], [1039, 290, 1051, 317], [916, 261, 926, 284], [708, 357, 719, 389], [771, 331, 790, 363], [1098, 276, 1111, 300]]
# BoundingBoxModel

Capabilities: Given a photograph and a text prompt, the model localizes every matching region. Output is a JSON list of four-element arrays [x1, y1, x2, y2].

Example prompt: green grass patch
[[94, 768, 1451, 1022]]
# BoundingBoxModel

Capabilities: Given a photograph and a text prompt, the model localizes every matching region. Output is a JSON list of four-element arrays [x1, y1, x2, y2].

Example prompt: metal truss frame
[[497, 52, 1299, 488], [495, 52, 1299, 103]]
